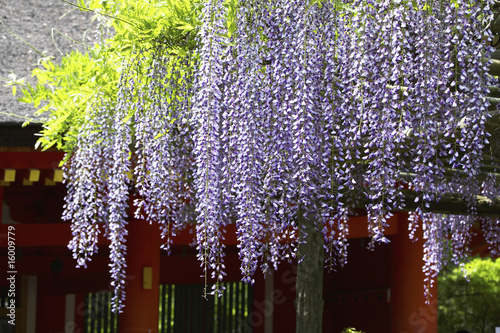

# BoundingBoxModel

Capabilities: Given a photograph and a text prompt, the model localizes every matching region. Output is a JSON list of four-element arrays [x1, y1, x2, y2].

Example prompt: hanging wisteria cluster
[[60, 0, 500, 311]]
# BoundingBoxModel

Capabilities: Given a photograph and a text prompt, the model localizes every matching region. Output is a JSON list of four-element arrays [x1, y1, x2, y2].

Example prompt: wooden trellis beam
[[353, 189, 500, 218]]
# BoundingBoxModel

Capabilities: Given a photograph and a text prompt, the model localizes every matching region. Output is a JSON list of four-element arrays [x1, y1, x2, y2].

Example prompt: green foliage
[[18, 48, 120, 152], [340, 327, 365, 333], [10, 0, 246, 154], [11, 0, 214, 153], [438, 256, 500, 333], [86, 0, 202, 52], [222, 0, 237, 38]]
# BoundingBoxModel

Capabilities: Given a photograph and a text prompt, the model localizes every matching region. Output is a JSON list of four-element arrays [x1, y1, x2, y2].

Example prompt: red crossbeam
[[0, 215, 398, 247]]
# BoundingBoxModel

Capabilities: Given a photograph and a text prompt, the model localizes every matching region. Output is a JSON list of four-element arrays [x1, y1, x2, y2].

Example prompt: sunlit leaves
[[20, 50, 120, 153], [84, 0, 202, 52], [439, 257, 500, 332]]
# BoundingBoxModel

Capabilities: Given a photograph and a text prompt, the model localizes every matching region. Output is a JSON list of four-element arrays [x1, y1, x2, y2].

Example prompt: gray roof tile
[[0, 0, 97, 124]]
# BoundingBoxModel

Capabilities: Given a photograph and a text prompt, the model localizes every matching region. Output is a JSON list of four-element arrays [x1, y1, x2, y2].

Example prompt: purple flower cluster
[[65, 97, 113, 269], [224, 0, 267, 282], [480, 173, 500, 257], [192, 0, 229, 295], [133, 49, 195, 253], [402, 0, 496, 298], [420, 212, 476, 299], [481, 217, 500, 257], [106, 73, 135, 312], [61, 0, 499, 309], [64, 81, 131, 312]]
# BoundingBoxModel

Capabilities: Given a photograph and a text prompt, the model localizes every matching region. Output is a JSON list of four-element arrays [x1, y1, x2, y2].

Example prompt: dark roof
[[0, 121, 41, 147], [0, 0, 96, 125]]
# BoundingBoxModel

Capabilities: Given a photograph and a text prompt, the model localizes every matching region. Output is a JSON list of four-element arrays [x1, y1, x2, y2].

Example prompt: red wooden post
[[249, 271, 266, 333], [119, 219, 161, 333], [273, 261, 296, 333], [391, 213, 438, 333]]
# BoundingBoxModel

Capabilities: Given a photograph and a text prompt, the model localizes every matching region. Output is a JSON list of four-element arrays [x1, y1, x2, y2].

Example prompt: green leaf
[[154, 132, 165, 140], [176, 23, 194, 31]]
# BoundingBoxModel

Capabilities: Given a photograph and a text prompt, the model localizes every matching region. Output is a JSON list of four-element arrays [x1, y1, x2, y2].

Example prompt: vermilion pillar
[[119, 219, 161, 333], [391, 213, 438, 333]]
